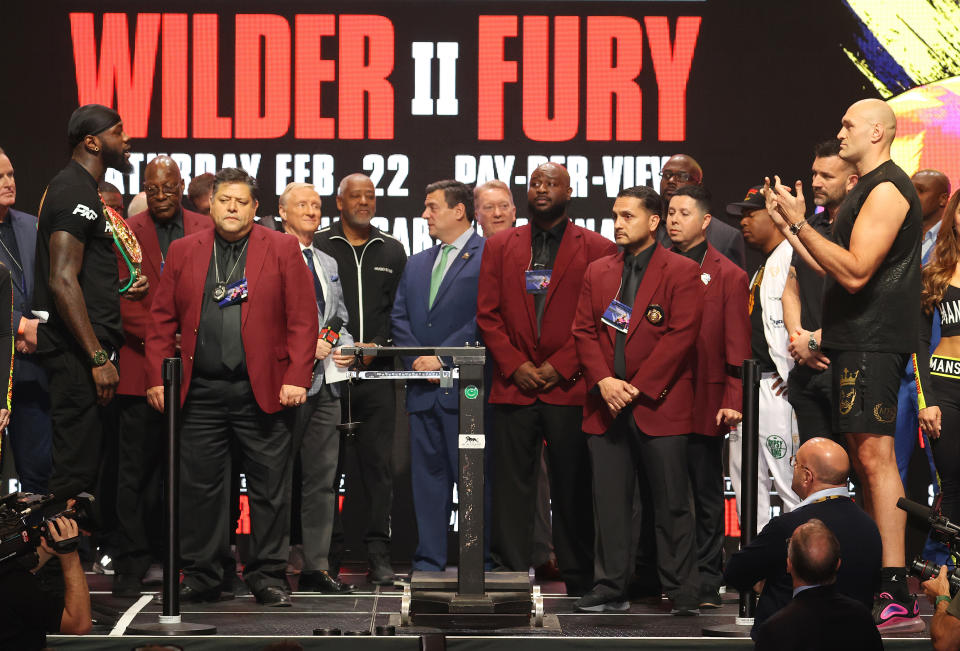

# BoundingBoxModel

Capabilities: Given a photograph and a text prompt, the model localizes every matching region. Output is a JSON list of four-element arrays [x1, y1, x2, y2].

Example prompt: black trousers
[[686, 434, 724, 595], [331, 380, 395, 558], [40, 348, 107, 505], [490, 401, 594, 595], [588, 418, 698, 603], [113, 395, 163, 577], [180, 378, 294, 593]]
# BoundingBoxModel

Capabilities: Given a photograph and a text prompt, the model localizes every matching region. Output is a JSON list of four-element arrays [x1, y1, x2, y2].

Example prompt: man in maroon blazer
[[477, 162, 616, 596], [145, 168, 317, 606], [572, 185, 703, 613], [112, 156, 211, 597], [666, 185, 750, 608]]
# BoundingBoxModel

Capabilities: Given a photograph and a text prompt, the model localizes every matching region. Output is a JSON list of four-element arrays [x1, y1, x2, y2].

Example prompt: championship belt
[[100, 195, 142, 293]]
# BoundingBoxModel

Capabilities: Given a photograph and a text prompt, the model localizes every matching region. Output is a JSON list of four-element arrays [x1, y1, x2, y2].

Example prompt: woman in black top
[[917, 189, 960, 523]]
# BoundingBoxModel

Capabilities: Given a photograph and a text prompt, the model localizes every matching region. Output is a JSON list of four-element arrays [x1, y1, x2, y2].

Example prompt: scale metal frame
[[343, 345, 542, 629]]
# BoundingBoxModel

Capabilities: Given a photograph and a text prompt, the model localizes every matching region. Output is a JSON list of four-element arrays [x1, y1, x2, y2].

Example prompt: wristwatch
[[789, 219, 808, 235], [91, 349, 109, 367], [808, 333, 819, 352]]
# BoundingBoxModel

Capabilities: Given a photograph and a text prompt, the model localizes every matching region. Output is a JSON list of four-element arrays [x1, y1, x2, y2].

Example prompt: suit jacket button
[[194, 328, 199, 334], [427, 323, 432, 327], [189, 355, 194, 361]]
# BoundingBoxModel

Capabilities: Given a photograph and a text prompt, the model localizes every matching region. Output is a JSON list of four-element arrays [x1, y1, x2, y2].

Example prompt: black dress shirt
[[614, 243, 656, 380], [672, 239, 708, 266], [194, 234, 249, 380], [531, 219, 568, 335], [154, 210, 184, 260]]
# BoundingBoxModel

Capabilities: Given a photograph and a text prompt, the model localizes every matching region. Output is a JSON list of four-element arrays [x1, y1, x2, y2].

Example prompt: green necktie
[[429, 244, 455, 307]]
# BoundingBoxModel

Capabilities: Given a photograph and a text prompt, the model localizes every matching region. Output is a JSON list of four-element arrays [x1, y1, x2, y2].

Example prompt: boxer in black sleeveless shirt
[[763, 98, 923, 632]]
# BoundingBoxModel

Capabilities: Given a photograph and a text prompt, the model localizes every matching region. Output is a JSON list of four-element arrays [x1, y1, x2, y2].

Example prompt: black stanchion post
[[127, 357, 216, 636], [163, 356, 180, 621], [702, 358, 761, 637], [738, 358, 760, 622]]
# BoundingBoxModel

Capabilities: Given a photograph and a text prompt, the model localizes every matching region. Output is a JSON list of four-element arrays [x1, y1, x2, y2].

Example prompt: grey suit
[[293, 245, 353, 572], [1, 208, 52, 493]]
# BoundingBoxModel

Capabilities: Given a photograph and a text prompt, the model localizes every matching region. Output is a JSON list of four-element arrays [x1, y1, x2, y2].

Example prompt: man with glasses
[[724, 437, 880, 637], [658, 154, 745, 269], [112, 155, 210, 597]]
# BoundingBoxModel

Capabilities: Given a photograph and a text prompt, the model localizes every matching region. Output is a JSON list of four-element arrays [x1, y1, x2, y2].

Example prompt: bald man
[[724, 438, 881, 635], [657, 154, 746, 269], [315, 173, 407, 584], [765, 97, 924, 630], [112, 155, 210, 596], [478, 162, 616, 596], [754, 520, 883, 651]]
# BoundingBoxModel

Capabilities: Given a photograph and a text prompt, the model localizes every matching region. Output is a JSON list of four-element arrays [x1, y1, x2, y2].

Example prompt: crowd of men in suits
[[4, 99, 958, 641]]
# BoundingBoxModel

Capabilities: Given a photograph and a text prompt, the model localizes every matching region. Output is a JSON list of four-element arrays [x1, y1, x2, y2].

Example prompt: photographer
[[0, 516, 92, 649], [923, 567, 960, 651]]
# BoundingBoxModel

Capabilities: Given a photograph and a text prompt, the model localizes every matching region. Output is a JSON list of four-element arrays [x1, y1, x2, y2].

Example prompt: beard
[[527, 198, 567, 222], [103, 146, 133, 174]]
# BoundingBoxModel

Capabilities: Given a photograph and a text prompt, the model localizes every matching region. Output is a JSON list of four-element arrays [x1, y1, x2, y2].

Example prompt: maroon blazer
[[692, 243, 751, 436], [572, 245, 703, 436], [477, 221, 616, 406], [117, 208, 211, 396], [145, 224, 318, 413]]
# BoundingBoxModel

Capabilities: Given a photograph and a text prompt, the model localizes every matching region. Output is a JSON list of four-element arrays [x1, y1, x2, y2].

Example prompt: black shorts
[[787, 366, 833, 443], [829, 350, 908, 436]]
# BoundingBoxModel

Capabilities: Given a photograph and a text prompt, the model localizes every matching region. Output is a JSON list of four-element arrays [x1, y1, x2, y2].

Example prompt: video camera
[[898, 495, 960, 595], [0, 492, 94, 570]]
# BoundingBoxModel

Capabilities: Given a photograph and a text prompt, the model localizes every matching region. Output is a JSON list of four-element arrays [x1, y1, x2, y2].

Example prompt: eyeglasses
[[789, 455, 810, 473], [661, 171, 695, 183], [144, 184, 182, 197]]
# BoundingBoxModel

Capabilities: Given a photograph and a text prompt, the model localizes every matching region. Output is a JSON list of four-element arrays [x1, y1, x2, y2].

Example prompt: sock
[[880, 567, 909, 602]]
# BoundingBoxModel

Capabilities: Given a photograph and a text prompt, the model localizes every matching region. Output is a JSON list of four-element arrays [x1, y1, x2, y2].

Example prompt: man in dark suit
[[145, 167, 317, 606], [666, 185, 751, 608], [657, 154, 745, 269], [754, 519, 883, 650], [391, 180, 484, 571], [572, 185, 704, 613], [0, 147, 53, 495], [724, 437, 881, 634], [112, 155, 210, 597], [477, 163, 615, 596]]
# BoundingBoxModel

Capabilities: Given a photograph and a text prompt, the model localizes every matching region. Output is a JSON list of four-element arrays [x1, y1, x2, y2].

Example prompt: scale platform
[[402, 571, 541, 629]]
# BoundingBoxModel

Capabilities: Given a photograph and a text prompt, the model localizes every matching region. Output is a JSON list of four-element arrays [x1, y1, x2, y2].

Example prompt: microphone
[[897, 497, 933, 521], [319, 316, 344, 345]]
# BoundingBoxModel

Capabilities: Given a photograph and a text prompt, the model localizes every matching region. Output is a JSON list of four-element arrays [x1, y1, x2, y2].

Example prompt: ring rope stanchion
[[703, 358, 760, 637], [127, 357, 216, 636]]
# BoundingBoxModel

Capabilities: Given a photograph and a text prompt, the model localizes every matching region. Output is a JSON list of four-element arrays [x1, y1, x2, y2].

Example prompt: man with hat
[[33, 104, 148, 508], [727, 185, 800, 533]]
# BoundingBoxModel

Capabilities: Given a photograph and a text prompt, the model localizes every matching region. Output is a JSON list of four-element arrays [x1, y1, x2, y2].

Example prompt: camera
[[0, 492, 94, 569], [898, 495, 960, 594]]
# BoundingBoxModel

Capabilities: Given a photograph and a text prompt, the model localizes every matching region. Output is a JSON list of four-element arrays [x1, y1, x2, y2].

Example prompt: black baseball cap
[[726, 185, 766, 216]]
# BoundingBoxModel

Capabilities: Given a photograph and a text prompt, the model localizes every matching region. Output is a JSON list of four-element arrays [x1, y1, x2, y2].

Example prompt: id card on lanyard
[[601, 299, 632, 334], [525, 269, 552, 294], [218, 277, 248, 308]]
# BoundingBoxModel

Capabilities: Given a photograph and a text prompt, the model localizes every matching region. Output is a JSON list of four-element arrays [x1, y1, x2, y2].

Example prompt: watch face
[[92, 350, 108, 367]]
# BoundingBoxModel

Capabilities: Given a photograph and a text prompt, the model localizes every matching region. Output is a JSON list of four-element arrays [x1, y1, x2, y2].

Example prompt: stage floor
[[48, 564, 935, 649]]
